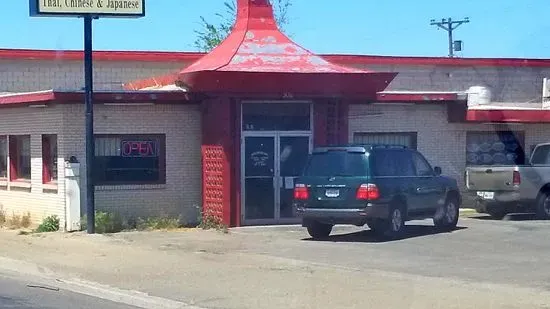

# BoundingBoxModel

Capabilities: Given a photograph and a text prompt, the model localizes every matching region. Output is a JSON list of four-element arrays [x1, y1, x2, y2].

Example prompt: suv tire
[[535, 190, 550, 220], [306, 221, 333, 239], [376, 204, 406, 239], [434, 196, 459, 230]]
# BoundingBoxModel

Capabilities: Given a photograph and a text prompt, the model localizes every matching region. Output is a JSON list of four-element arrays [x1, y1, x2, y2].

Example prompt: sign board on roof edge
[[29, 0, 145, 18]]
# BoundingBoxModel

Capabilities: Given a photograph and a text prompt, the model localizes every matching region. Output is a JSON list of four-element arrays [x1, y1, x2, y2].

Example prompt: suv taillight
[[294, 184, 309, 200], [356, 183, 380, 200], [513, 171, 521, 186]]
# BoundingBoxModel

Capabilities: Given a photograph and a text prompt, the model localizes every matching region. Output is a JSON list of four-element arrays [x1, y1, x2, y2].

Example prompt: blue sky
[[1, 0, 548, 58]]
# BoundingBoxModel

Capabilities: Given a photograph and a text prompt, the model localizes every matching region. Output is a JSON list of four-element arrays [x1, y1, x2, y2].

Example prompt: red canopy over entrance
[[127, 0, 396, 98]]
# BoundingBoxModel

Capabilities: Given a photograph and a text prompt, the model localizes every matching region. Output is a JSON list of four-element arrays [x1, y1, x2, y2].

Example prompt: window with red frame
[[42, 135, 58, 184], [9, 135, 31, 181], [0, 136, 7, 181]]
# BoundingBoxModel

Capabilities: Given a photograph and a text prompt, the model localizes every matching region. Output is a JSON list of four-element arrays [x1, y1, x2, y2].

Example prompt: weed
[[8, 213, 21, 229], [0, 209, 5, 227], [35, 215, 60, 233], [136, 216, 181, 231], [197, 206, 228, 233], [21, 212, 32, 228]]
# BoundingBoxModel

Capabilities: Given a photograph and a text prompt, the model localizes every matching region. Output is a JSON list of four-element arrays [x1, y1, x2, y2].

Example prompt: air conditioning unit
[[543, 78, 550, 109], [467, 86, 492, 107]]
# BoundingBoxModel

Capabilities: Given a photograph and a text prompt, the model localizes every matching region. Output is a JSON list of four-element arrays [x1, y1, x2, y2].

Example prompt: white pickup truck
[[465, 143, 550, 219]]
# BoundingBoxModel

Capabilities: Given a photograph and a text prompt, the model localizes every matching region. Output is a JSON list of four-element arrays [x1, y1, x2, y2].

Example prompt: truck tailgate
[[466, 166, 518, 191]]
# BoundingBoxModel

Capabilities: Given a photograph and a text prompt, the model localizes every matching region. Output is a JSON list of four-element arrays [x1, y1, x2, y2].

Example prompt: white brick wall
[[349, 104, 550, 200], [0, 103, 202, 228], [2, 58, 549, 103], [62, 103, 202, 223], [0, 59, 186, 92], [0, 105, 65, 227]]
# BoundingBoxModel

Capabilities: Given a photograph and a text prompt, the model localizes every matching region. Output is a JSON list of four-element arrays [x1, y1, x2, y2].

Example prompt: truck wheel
[[434, 197, 459, 230], [535, 191, 550, 220], [306, 221, 333, 239], [486, 206, 507, 220]]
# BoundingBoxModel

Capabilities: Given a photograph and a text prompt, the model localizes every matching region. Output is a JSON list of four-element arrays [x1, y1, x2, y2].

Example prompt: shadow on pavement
[[470, 213, 537, 221], [303, 225, 467, 243]]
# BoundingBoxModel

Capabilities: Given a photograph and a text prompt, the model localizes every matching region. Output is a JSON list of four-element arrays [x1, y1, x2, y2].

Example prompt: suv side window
[[412, 152, 434, 177], [371, 150, 415, 177]]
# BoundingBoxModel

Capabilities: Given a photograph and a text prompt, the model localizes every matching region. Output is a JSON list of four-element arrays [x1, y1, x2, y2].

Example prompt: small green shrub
[[35, 215, 60, 233], [21, 212, 32, 228], [94, 211, 123, 234], [81, 212, 124, 234]]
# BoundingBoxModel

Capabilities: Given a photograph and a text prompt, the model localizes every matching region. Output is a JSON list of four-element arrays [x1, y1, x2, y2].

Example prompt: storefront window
[[42, 135, 58, 184], [9, 135, 31, 181], [0, 136, 7, 180], [93, 134, 166, 185], [466, 131, 525, 166], [353, 132, 418, 149]]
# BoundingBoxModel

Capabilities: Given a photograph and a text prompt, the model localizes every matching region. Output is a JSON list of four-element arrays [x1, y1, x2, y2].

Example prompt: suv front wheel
[[306, 221, 333, 239], [433, 197, 459, 230]]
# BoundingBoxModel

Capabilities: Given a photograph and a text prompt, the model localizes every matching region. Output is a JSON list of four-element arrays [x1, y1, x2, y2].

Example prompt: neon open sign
[[121, 140, 158, 157]]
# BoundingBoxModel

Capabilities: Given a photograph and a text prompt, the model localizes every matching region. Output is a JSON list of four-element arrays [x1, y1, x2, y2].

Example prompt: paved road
[[2, 216, 550, 309], [0, 273, 140, 309]]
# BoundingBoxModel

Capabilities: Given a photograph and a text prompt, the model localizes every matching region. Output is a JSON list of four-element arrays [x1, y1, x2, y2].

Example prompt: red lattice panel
[[201, 146, 226, 223]]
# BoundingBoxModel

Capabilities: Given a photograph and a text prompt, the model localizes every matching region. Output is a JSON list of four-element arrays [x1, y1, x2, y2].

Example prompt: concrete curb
[[0, 256, 204, 309]]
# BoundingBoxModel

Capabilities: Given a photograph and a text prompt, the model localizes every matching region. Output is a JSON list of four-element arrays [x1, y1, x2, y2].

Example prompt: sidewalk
[[0, 227, 546, 309]]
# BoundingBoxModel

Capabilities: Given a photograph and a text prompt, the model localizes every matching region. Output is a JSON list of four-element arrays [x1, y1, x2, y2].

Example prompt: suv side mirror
[[433, 166, 442, 176]]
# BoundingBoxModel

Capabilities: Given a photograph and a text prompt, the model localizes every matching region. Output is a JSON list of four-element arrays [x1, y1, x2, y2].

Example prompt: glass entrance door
[[242, 134, 311, 225]]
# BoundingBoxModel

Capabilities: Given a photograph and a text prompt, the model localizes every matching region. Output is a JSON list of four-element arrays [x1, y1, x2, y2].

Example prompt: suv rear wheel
[[433, 196, 459, 230], [373, 204, 406, 239], [306, 221, 333, 239]]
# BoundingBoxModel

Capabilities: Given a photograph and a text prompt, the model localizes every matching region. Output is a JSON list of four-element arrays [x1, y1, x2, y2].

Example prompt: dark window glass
[[412, 152, 434, 177], [303, 151, 368, 177], [42, 135, 58, 183], [9, 135, 31, 181], [93, 134, 166, 185], [371, 150, 415, 177], [242, 103, 311, 131], [466, 131, 525, 166], [0, 136, 7, 179]]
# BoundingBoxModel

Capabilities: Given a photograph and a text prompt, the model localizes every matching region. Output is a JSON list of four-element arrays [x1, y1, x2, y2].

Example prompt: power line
[[430, 17, 470, 57]]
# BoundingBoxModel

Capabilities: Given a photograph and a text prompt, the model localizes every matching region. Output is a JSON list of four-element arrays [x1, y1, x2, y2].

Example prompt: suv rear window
[[303, 151, 368, 177]]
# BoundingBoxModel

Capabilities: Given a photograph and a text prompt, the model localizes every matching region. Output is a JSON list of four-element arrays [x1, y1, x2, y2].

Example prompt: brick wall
[[62, 103, 202, 223], [2, 59, 549, 103], [0, 102, 202, 228], [351, 64, 550, 103], [0, 59, 186, 92], [0, 105, 65, 227], [348, 104, 550, 205]]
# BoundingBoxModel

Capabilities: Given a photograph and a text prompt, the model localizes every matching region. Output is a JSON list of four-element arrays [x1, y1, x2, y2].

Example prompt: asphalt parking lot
[[228, 215, 550, 292]]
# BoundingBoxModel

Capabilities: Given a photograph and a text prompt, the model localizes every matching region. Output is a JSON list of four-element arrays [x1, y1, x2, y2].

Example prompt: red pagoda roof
[[126, 0, 396, 98]]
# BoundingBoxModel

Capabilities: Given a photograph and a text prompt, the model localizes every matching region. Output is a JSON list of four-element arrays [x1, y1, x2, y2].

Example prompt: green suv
[[293, 145, 461, 239]]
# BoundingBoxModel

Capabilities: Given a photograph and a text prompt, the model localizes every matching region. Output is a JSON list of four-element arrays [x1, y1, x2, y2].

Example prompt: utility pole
[[430, 17, 470, 57]]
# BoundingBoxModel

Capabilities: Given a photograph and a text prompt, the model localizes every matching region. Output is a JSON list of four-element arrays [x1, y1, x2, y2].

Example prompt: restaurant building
[[1, 0, 550, 229]]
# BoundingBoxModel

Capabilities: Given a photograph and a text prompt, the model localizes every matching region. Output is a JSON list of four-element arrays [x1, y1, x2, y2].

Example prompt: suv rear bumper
[[294, 202, 390, 226]]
